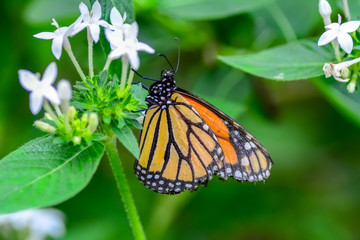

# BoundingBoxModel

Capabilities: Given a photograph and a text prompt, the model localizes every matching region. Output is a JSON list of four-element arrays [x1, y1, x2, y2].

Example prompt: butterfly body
[[135, 69, 273, 194]]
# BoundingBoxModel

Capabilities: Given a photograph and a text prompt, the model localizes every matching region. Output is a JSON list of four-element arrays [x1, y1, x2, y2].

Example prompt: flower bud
[[72, 136, 81, 145], [340, 68, 349, 79], [45, 113, 54, 121], [319, 0, 332, 26], [87, 113, 99, 134], [68, 106, 77, 122], [34, 120, 56, 134], [57, 80, 72, 101], [347, 79, 356, 93], [81, 113, 89, 128]]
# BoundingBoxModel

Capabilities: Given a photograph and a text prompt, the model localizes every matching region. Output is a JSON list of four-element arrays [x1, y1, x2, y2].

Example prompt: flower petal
[[33, 32, 55, 40], [71, 22, 87, 37], [110, 7, 123, 26], [66, 15, 83, 36], [340, 21, 360, 33], [30, 91, 43, 115], [338, 33, 353, 54], [124, 22, 138, 41], [89, 24, 100, 42], [51, 36, 64, 60], [92, 1, 102, 20], [325, 23, 339, 30], [136, 42, 155, 54], [318, 30, 337, 46], [98, 20, 110, 28], [42, 62, 58, 85], [127, 49, 140, 70], [79, 2, 90, 16], [109, 47, 126, 60], [43, 86, 60, 105], [18, 70, 39, 91]]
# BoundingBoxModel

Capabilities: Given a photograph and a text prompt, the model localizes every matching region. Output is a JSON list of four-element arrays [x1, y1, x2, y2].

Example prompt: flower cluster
[[0, 208, 65, 240], [317, 0, 360, 93], [19, 1, 154, 144]]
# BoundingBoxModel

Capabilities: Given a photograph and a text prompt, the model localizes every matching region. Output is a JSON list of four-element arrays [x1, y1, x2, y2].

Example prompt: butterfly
[[133, 44, 273, 195]]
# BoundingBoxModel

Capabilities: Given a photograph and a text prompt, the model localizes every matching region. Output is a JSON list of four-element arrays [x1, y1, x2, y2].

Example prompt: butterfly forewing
[[135, 93, 224, 194]]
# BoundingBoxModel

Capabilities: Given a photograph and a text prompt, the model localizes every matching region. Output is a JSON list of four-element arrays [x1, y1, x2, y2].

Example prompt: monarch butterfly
[[134, 42, 273, 194]]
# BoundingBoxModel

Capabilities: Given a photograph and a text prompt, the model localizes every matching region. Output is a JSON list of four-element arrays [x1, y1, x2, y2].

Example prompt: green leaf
[[0, 136, 105, 214], [24, 0, 83, 24], [158, 0, 273, 20], [218, 39, 335, 81], [111, 122, 139, 159], [311, 77, 360, 127]]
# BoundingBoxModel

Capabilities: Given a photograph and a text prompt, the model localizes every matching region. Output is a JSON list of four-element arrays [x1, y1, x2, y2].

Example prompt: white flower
[[72, 1, 109, 43], [18, 62, 60, 115], [105, 8, 129, 49], [0, 208, 65, 240], [57, 80, 72, 101], [106, 22, 155, 70], [319, 0, 332, 26], [318, 15, 360, 54], [109, 7, 127, 31], [323, 57, 360, 82], [34, 18, 82, 59]]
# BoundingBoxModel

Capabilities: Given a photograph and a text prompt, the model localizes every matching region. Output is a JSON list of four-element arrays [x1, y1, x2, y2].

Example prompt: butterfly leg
[[132, 82, 149, 90]]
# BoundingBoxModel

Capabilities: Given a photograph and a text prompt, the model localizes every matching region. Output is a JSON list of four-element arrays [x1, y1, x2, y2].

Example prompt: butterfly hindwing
[[135, 93, 224, 194], [178, 88, 273, 182]]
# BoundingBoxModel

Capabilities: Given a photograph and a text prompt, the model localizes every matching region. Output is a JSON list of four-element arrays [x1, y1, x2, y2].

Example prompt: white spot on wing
[[242, 157, 249, 166], [244, 142, 251, 150]]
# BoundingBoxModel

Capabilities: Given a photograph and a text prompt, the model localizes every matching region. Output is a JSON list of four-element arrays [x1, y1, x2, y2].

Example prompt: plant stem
[[343, 0, 351, 20], [268, 3, 297, 42], [103, 57, 112, 71], [43, 100, 61, 126], [120, 57, 129, 92], [64, 38, 87, 82], [332, 41, 342, 62], [127, 69, 135, 86], [87, 29, 94, 79], [105, 135, 146, 240]]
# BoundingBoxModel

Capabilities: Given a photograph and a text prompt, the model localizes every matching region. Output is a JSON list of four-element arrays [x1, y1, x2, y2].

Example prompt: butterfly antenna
[[174, 37, 180, 73], [158, 53, 175, 72]]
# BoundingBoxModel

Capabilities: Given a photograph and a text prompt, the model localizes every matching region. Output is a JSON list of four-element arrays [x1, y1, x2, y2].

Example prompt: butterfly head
[[146, 70, 177, 106]]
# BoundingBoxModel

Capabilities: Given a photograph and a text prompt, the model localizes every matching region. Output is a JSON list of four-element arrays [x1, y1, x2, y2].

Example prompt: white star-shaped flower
[[18, 62, 60, 114], [34, 18, 82, 59], [72, 1, 109, 43], [323, 57, 360, 82], [318, 15, 360, 54], [106, 22, 155, 70]]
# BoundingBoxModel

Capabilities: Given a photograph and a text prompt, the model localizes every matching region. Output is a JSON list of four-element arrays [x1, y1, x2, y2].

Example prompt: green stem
[[268, 3, 297, 42], [43, 101, 61, 126], [332, 41, 342, 62], [120, 57, 129, 92], [103, 57, 113, 71], [343, 0, 351, 20], [87, 29, 94, 79], [105, 135, 146, 240], [127, 69, 135, 86], [64, 38, 87, 82]]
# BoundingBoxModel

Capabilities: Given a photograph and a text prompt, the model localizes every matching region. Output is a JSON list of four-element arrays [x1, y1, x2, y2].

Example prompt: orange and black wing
[[135, 93, 225, 194], [177, 88, 273, 182]]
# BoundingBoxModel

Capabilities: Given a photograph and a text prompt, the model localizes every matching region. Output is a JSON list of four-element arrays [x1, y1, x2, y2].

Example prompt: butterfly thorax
[[146, 70, 177, 107]]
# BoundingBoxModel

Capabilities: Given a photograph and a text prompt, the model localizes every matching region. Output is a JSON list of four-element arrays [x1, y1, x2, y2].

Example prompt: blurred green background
[[1, 0, 360, 239]]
